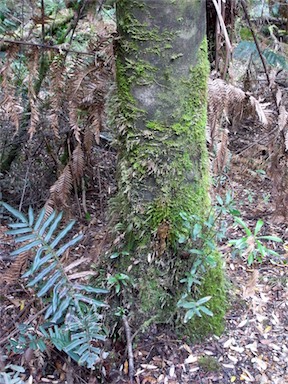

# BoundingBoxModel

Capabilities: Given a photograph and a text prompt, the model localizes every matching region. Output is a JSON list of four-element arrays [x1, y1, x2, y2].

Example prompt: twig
[[41, 0, 45, 45], [68, 0, 88, 47], [211, 0, 233, 53], [81, 177, 88, 215], [236, 127, 278, 155], [123, 315, 134, 384], [97, 166, 103, 213], [212, 0, 233, 79], [19, 162, 31, 212], [240, 0, 270, 86]]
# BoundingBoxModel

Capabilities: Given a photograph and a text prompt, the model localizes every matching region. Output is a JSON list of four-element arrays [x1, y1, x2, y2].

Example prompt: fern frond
[[247, 96, 272, 126], [213, 128, 230, 174], [0, 45, 22, 133], [27, 47, 40, 139], [90, 110, 101, 145], [72, 144, 84, 183], [48, 55, 66, 139], [1, 203, 108, 368], [69, 102, 82, 144], [84, 124, 94, 153], [50, 164, 73, 207], [2, 251, 31, 285]]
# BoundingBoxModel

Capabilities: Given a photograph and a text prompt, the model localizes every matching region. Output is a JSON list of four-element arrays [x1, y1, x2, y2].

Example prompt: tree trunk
[[110, 0, 226, 339]]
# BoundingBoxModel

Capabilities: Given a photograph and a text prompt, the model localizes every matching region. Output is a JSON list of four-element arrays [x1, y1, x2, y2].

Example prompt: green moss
[[185, 252, 227, 339], [198, 356, 221, 372], [240, 27, 253, 41], [109, 1, 226, 341]]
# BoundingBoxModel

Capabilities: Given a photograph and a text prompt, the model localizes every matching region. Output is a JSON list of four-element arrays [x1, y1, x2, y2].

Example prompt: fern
[[1, 202, 108, 369], [0, 363, 25, 384], [234, 41, 288, 71]]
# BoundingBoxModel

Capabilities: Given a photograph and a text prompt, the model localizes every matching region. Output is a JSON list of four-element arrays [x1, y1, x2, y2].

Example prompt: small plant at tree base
[[176, 211, 220, 324], [107, 273, 132, 294], [229, 217, 282, 265], [177, 295, 213, 323], [1, 202, 109, 369], [198, 356, 221, 372]]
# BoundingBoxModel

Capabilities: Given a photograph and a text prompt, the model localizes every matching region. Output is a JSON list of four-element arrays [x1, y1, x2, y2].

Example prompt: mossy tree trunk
[[111, 0, 226, 339]]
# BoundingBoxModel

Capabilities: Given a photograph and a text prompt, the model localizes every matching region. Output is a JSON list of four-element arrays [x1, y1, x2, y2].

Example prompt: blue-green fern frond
[[1, 202, 109, 369]]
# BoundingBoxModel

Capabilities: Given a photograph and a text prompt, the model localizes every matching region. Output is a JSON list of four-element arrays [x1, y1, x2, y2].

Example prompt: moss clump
[[185, 252, 227, 339], [198, 356, 221, 372]]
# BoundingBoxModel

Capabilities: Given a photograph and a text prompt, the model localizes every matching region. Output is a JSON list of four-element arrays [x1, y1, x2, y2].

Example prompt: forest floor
[[1, 86, 288, 383]]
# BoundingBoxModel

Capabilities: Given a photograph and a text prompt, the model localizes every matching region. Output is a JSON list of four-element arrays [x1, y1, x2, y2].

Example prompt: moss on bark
[[109, 0, 226, 339]]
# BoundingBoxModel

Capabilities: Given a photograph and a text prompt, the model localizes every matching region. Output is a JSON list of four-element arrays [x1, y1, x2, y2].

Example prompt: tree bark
[[111, 0, 226, 339]]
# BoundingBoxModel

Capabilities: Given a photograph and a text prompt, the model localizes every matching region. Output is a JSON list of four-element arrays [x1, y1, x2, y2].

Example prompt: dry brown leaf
[[243, 269, 259, 299]]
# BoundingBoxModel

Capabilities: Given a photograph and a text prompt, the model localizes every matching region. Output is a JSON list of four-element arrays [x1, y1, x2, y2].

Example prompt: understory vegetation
[[0, 0, 287, 383]]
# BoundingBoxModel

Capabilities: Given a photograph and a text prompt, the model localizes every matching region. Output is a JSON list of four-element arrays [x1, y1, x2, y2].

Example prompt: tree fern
[[1, 202, 108, 369]]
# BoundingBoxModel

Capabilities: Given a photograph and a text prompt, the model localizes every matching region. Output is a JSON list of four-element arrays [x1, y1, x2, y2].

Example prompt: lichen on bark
[[109, 0, 226, 339]]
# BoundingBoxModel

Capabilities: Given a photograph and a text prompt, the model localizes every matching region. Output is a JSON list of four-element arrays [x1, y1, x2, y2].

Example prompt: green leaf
[[234, 217, 252, 236], [50, 297, 72, 323], [38, 210, 56, 236], [11, 239, 42, 255], [6, 364, 25, 373], [15, 233, 37, 243], [188, 249, 203, 255], [27, 261, 57, 287], [50, 220, 76, 249], [1, 202, 27, 223], [192, 223, 202, 239], [184, 309, 196, 323], [73, 284, 108, 294], [6, 227, 31, 235], [44, 305, 54, 320], [79, 350, 99, 367], [247, 253, 254, 266], [30, 247, 50, 273], [55, 234, 83, 256], [64, 337, 85, 352], [267, 249, 280, 257], [37, 339, 47, 352], [229, 208, 241, 216], [77, 343, 89, 356], [28, 206, 34, 226], [199, 306, 213, 316], [73, 294, 107, 307], [34, 209, 46, 231], [8, 222, 30, 229], [216, 195, 223, 206], [177, 234, 187, 244], [258, 235, 282, 242], [196, 296, 211, 305], [178, 300, 196, 309], [255, 240, 266, 257], [254, 219, 264, 235], [52, 281, 64, 313], [43, 212, 63, 240], [38, 271, 62, 297]]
